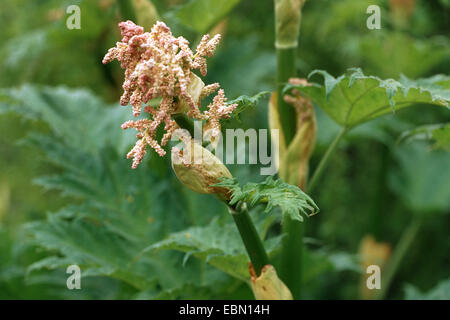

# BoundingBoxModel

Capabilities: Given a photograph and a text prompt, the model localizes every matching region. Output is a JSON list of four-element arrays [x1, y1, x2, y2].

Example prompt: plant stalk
[[307, 128, 347, 193], [279, 215, 304, 298], [274, 0, 305, 299], [229, 202, 270, 276], [377, 217, 422, 300], [277, 48, 298, 144]]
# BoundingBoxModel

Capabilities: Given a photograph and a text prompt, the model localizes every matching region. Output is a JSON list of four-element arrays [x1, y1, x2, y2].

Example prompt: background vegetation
[[0, 0, 449, 299]]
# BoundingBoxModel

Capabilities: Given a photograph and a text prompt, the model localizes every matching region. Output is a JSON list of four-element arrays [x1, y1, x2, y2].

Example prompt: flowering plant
[[103, 19, 322, 298], [2, 0, 449, 302], [103, 20, 236, 168]]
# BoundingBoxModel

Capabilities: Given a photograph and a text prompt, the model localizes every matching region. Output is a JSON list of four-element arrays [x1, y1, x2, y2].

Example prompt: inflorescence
[[103, 20, 236, 168]]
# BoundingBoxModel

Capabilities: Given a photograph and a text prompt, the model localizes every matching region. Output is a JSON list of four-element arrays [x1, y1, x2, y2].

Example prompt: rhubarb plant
[[0, 0, 449, 301]]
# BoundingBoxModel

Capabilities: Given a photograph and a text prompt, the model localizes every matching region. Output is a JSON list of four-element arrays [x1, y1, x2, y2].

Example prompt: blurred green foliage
[[0, 0, 449, 299]]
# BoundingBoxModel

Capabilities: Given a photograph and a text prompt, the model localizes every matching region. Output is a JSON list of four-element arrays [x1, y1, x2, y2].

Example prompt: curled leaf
[[271, 82, 318, 189], [212, 176, 319, 221]]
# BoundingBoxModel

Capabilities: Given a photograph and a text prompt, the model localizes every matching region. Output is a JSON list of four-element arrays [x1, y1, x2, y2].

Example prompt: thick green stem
[[279, 128, 346, 298], [229, 202, 270, 276], [307, 128, 347, 193], [276, 48, 298, 144], [275, 0, 304, 299], [279, 216, 304, 298], [377, 217, 422, 300]]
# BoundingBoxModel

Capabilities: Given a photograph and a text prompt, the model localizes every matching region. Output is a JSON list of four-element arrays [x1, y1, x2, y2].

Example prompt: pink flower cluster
[[103, 20, 236, 168]]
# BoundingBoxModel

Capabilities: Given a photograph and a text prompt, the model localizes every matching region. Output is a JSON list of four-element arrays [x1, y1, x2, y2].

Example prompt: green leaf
[[26, 256, 75, 276], [285, 68, 449, 128], [404, 278, 450, 300], [1, 84, 237, 296], [228, 91, 270, 121], [359, 33, 449, 79], [431, 125, 450, 150], [144, 217, 281, 281], [0, 85, 136, 154], [302, 249, 361, 286], [135, 284, 216, 300], [398, 123, 450, 151], [389, 143, 450, 213], [175, 0, 241, 33], [213, 176, 319, 222], [25, 213, 153, 290]]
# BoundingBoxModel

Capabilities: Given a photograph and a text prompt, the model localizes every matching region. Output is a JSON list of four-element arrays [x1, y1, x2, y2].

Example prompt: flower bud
[[250, 264, 293, 300], [171, 134, 232, 200], [274, 0, 305, 49]]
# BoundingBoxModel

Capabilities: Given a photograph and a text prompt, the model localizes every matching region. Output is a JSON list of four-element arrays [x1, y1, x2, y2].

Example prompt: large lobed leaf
[[0, 84, 244, 296], [285, 68, 449, 129], [25, 211, 154, 290], [389, 143, 450, 213], [213, 176, 319, 222], [145, 216, 281, 281], [0, 85, 136, 154]]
